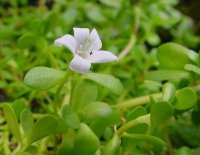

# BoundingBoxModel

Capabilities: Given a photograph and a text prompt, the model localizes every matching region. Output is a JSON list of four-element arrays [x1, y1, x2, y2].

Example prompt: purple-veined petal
[[70, 55, 91, 74], [73, 28, 89, 46], [54, 35, 77, 54], [87, 50, 118, 63], [85, 29, 102, 52]]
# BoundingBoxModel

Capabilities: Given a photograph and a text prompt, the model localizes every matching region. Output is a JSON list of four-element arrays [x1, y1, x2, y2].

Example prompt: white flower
[[54, 28, 118, 74]]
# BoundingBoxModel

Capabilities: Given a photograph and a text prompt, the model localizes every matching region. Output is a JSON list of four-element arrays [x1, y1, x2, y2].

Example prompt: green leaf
[[11, 99, 26, 120], [23, 145, 38, 155], [175, 147, 194, 155], [84, 73, 124, 95], [24, 67, 65, 90], [157, 42, 192, 69], [85, 3, 107, 24], [61, 105, 80, 129], [126, 107, 148, 134], [57, 130, 75, 155], [17, 34, 36, 49], [53, 117, 69, 134], [162, 82, 176, 102], [83, 102, 112, 122], [151, 102, 173, 128], [90, 107, 121, 137], [1, 103, 22, 143], [174, 87, 197, 110], [122, 133, 166, 151], [72, 80, 98, 110], [28, 115, 57, 144], [126, 106, 147, 122], [102, 134, 121, 155], [145, 70, 190, 81], [20, 109, 34, 136], [184, 64, 200, 75], [74, 123, 100, 155], [99, 0, 122, 8]]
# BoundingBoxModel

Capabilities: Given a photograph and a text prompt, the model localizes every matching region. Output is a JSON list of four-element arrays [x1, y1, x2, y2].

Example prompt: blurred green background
[[1, 0, 200, 154]]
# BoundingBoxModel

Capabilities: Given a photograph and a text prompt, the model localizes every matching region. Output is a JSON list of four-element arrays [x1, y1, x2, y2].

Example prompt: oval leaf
[[162, 82, 176, 102], [126, 106, 147, 122], [28, 115, 57, 144], [151, 102, 174, 128], [18, 34, 36, 49], [24, 67, 65, 90], [20, 108, 34, 136], [122, 133, 166, 151], [84, 73, 124, 95], [61, 105, 80, 129], [102, 134, 121, 155], [157, 42, 192, 69], [1, 103, 22, 143], [145, 70, 190, 81], [72, 80, 98, 110], [175, 147, 194, 155], [83, 102, 112, 121], [184, 64, 200, 75], [174, 87, 197, 110], [74, 123, 100, 155]]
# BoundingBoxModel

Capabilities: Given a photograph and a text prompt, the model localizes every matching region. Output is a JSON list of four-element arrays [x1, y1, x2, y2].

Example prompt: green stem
[[117, 114, 150, 136], [69, 72, 75, 104], [117, 93, 162, 110], [117, 35, 136, 60], [0, 124, 7, 130], [3, 131, 11, 155], [117, 84, 200, 110], [53, 69, 71, 115], [163, 126, 174, 155]]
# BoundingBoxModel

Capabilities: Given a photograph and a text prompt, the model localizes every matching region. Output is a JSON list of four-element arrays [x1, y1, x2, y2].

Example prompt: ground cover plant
[[1, 0, 200, 154]]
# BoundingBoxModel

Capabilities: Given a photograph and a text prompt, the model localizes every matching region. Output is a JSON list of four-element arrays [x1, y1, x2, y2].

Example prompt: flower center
[[78, 50, 87, 58]]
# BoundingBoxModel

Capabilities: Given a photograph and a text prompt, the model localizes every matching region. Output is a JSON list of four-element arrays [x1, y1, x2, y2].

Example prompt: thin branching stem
[[117, 84, 200, 110]]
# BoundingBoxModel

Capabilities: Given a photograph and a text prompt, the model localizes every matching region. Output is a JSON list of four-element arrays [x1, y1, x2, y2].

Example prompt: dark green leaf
[[17, 34, 36, 49]]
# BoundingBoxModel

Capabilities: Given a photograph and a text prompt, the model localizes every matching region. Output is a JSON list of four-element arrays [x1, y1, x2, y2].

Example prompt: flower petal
[[70, 55, 91, 74], [54, 35, 77, 54], [87, 50, 118, 63], [73, 28, 89, 46], [86, 29, 102, 52]]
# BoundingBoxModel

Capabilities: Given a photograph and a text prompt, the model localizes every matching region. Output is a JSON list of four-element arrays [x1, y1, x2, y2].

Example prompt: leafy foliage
[[0, 0, 200, 155]]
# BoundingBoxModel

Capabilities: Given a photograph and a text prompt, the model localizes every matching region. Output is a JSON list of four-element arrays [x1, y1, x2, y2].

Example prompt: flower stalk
[[117, 114, 150, 136], [117, 84, 200, 110], [53, 69, 71, 115]]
